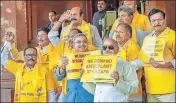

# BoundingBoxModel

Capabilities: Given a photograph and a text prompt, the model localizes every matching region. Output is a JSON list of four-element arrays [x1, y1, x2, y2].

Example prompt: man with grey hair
[[109, 5, 151, 47], [110, 0, 151, 33], [109, 6, 150, 102]]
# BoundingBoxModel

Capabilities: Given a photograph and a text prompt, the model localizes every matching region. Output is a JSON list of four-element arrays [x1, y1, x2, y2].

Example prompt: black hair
[[23, 47, 37, 56], [37, 27, 50, 35], [148, 8, 165, 21], [49, 11, 57, 15]]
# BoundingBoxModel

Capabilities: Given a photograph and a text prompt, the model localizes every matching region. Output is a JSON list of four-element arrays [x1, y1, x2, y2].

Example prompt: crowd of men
[[1, 0, 175, 102]]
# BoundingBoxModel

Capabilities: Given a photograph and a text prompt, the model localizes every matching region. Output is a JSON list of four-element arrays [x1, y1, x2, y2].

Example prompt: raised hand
[[59, 10, 71, 23]]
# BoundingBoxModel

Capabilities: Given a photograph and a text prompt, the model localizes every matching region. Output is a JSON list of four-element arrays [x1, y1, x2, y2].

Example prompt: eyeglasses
[[151, 19, 164, 23], [25, 54, 37, 59], [103, 45, 114, 50], [74, 40, 87, 44]]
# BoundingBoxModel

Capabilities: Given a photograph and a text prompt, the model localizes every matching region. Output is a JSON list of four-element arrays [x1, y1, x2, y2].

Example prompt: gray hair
[[72, 33, 87, 42], [118, 5, 134, 17], [117, 22, 132, 38]]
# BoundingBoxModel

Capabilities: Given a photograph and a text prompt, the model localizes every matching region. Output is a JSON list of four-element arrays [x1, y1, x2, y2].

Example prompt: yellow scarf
[[62, 20, 93, 44], [14, 65, 47, 102]]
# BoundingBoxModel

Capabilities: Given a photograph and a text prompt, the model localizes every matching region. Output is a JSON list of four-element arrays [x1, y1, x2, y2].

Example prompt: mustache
[[71, 18, 77, 21], [118, 19, 124, 23], [28, 59, 35, 61], [116, 35, 121, 39], [98, 6, 102, 8], [154, 25, 161, 27], [78, 45, 86, 48]]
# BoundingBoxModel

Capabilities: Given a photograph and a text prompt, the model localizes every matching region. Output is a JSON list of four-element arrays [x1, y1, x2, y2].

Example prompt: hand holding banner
[[65, 50, 101, 80]]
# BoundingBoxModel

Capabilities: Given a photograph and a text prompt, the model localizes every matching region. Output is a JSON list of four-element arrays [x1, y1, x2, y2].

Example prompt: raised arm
[[48, 10, 71, 47]]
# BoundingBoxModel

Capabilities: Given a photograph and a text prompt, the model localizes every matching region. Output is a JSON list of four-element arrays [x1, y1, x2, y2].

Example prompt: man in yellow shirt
[[1, 46, 55, 102], [110, 0, 152, 33], [139, 8, 175, 102], [109, 6, 151, 47]]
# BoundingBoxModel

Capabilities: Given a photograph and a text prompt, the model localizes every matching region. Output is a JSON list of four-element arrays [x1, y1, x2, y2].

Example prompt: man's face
[[24, 48, 37, 67], [97, 1, 107, 12], [49, 12, 56, 22], [123, 1, 136, 12], [118, 11, 132, 25], [37, 31, 49, 47], [150, 12, 166, 33], [73, 36, 88, 52], [70, 7, 83, 26], [103, 39, 118, 55], [115, 25, 130, 45]]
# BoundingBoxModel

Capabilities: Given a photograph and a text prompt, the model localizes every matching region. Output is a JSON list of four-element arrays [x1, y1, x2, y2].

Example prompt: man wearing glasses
[[138, 9, 175, 102], [93, 38, 139, 102], [1, 45, 55, 102]]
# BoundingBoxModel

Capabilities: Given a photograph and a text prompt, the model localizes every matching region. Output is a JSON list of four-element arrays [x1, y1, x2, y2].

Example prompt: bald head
[[103, 38, 119, 55], [123, 0, 137, 12]]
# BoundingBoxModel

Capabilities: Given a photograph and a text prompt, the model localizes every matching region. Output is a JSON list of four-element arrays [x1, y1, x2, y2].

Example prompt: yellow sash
[[141, 28, 175, 94], [14, 65, 47, 102], [62, 20, 93, 44]]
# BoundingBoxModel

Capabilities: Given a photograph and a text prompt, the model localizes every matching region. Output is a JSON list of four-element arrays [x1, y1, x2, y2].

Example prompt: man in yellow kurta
[[109, 6, 151, 47], [139, 9, 175, 102], [114, 22, 144, 102], [60, 7, 102, 49], [1, 46, 55, 102], [110, 0, 151, 34], [4, 28, 59, 101]]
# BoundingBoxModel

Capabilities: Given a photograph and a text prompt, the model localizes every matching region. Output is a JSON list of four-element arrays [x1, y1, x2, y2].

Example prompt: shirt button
[[100, 91, 102, 93]]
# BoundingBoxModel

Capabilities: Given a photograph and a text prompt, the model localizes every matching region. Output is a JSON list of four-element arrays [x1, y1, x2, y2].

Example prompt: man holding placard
[[81, 38, 139, 102], [54, 33, 101, 102], [138, 9, 175, 102]]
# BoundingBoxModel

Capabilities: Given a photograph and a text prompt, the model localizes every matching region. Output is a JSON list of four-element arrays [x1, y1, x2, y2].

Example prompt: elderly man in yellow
[[114, 22, 144, 102], [1, 46, 55, 102], [109, 6, 151, 47], [139, 9, 175, 102], [59, 7, 102, 49], [2, 28, 59, 101], [110, 0, 151, 34]]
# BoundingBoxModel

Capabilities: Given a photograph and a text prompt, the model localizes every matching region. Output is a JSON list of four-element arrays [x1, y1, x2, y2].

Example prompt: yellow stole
[[62, 20, 93, 44], [14, 65, 47, 102]]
